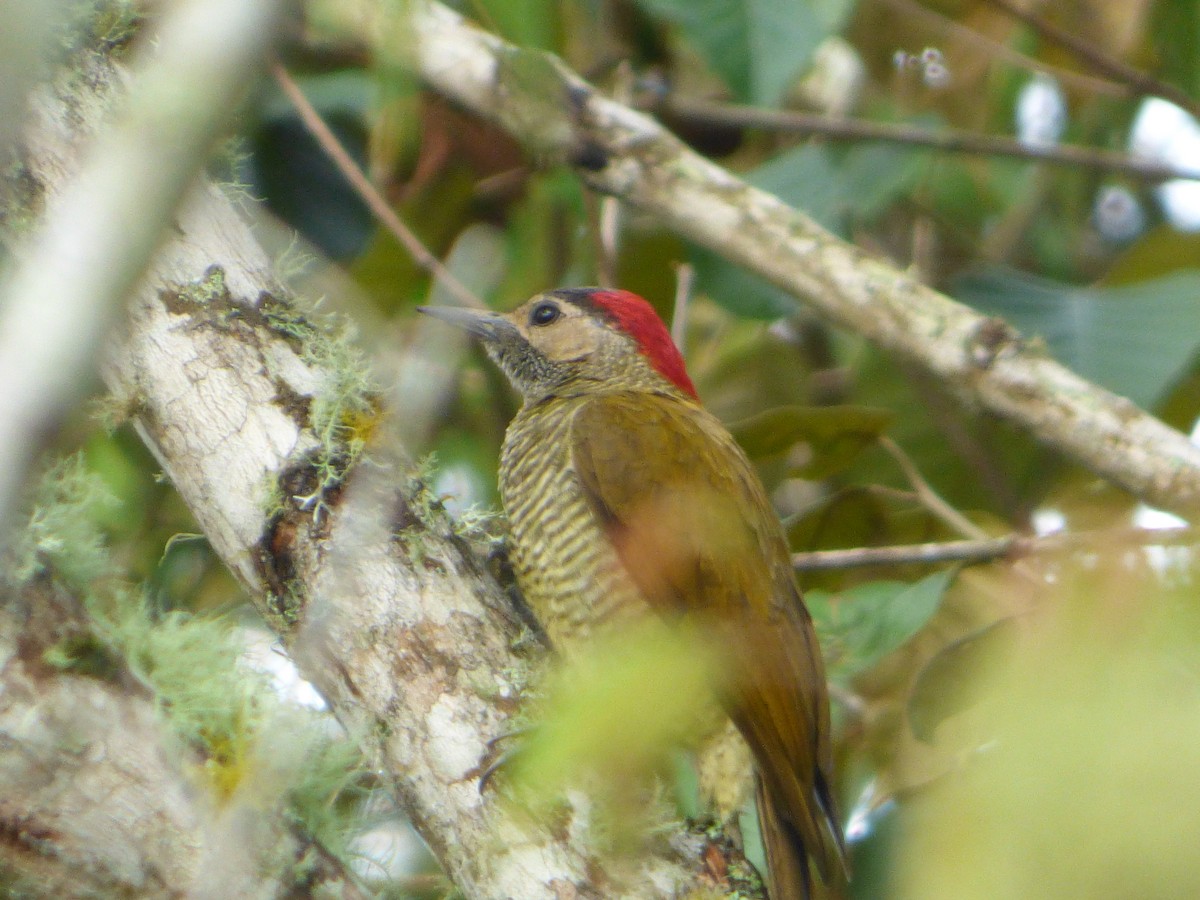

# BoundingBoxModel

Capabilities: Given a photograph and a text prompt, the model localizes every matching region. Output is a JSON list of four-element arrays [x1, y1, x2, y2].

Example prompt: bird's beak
[[416, 305, 517, 343]]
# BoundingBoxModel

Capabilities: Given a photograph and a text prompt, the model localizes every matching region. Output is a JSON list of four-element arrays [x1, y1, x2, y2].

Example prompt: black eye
[[529, 301, 561, 327]]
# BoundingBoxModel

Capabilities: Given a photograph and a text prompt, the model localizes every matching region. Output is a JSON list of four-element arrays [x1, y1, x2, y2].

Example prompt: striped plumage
[[420, 288, 847, 899], [500, 394, 643, 648]]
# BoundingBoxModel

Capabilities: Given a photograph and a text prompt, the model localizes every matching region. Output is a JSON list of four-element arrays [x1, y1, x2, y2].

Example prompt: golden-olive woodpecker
[[420, 288, 847, 899]]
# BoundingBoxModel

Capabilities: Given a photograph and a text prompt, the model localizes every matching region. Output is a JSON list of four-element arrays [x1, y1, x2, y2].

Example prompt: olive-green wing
[[570, 392, 846, 891]]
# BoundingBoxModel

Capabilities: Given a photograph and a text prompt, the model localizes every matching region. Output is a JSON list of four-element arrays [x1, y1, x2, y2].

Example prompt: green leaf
[[845, 339, 1053, 516], [754, 141, 927, 234], [252, 72, 376, 260], [730, 404, 893, 478], [635, 0, 851, 105], [475, 0, 560, 50], [1152, 1, 1200, 99], [806, 570, 953, 682], [690, 247, 802, 319], [1102, 225, 1200, 285], [954, 266, 1200, 409], [787, 487, 896, 555], [510, 624, 720, 800]]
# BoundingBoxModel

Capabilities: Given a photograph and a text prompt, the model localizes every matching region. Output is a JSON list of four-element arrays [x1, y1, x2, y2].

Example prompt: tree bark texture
[[0, 574, 364, 899]]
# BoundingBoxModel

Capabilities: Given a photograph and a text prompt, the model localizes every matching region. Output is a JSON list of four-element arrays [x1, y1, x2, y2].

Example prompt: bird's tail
[[755, 772, 848, 900]]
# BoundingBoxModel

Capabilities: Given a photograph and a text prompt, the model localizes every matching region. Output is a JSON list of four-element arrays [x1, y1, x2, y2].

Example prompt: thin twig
[[670, 261, 694, 352], [792, 525, 1198, 571], [596, 62, 636, 288], [659, 97, 1200, 182], [879, 436, 990, 540], [983, 0, 1200, 120], [270, 62, 485, 309], [793, 537, 1016, 570]]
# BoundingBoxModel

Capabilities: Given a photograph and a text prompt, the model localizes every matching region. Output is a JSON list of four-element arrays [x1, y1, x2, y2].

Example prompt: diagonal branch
[[657, 96, 1200, 182], [351, 0, 1200, 520], [270, 62, 485, 309], [791, 525, 1199, 571], [983, 0, 1200, 119]]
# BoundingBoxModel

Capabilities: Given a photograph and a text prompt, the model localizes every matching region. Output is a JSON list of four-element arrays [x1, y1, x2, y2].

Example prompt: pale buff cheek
[[523, 319, 604, 363]]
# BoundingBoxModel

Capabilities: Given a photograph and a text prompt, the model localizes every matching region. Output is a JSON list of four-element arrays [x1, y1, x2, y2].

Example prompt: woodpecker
[[420, 288, 846, 899]]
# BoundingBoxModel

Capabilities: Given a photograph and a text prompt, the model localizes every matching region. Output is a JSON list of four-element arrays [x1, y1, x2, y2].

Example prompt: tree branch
[[793, 537, 1017, 571], [656, 96, 1200, 182], [355, 0, 1200, 520], [982, 0, 1200, 119], [792, 526, 1198, 571]]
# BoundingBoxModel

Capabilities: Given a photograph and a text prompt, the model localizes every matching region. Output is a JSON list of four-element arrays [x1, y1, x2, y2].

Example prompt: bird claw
[[477, 725, 532, 793]]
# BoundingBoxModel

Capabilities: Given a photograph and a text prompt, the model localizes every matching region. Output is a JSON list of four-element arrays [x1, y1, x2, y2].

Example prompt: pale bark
[[0, 0, 283, 527], [345, 0, 1200, 520], [0, 580, 204, 898], [7, 35, 755, 900], [0, 576, 364, 899]]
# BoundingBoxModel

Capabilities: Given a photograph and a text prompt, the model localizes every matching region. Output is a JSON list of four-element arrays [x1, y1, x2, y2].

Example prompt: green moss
[[88, 387, 145, 432], [451, 503, 503, 547], [390, 454, 446, 565], [209, 136, 257, 208], [284, 731, 371, 861], [260, 475, 287, 520], [263, 586, 305, 630], [13, 454, 119, 588], [11, 455, 372, 875], [162, 276, 380, 529], [273, 234, 317, 286], [0, 157, 45, 243], [191, 266, 228, 304], [42, 631, 124, 679], [404, 453, 446, 527], [394, 454, 501, 542], [260, 297, 379, 523], [60, 0, 142, 55]]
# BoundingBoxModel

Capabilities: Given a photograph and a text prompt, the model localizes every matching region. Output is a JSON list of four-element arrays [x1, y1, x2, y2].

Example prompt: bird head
[[419, 288, 697, 403]]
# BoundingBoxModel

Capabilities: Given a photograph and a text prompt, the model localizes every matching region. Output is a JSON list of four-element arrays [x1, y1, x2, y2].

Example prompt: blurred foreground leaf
[[906, 617, 1018, 742], [509, 622, 720, 803], [898, 561, 1200, 899]]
